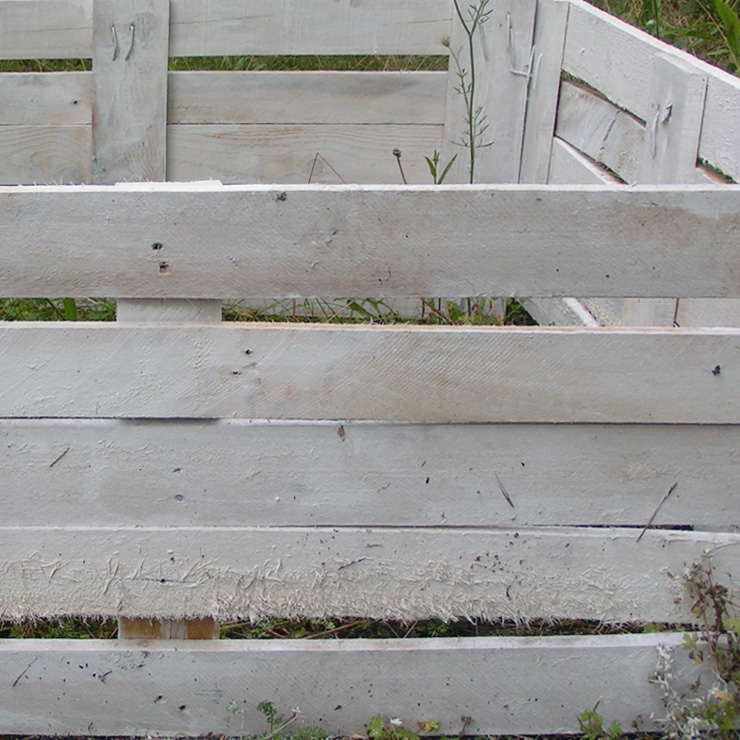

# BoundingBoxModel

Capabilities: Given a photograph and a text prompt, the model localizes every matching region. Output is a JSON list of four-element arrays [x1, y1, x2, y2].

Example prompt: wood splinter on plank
[[637, 482, 678, 542]]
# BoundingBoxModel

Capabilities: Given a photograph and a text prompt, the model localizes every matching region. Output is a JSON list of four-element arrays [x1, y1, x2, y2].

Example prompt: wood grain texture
[[168, 0, 452, 56], [442, 0, 537, 184], [547, 137, 619, 184], [167, 124, 442, 183], [0, 125, 91, 184], [168, 71, 446, 124], [0, 73, 91, 125], [92, 0, 169, 183], [3, 419, 740, 529], [3, 183, 740, 299], [676, 298, 740, 327], [554, 80, 643, 184], [519, 0, 570, 183], [701, 71, 740, 182], [1, 323, 739, 422], [0, 633, 706, 736], [0, 0, 92, 59], [1, 526, 738, 621]]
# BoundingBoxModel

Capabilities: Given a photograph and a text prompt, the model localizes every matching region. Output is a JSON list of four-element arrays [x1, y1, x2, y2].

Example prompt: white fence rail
[[1, 0, 740, 736]]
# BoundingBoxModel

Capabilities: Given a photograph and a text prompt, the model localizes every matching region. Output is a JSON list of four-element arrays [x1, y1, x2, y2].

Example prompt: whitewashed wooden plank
[[0, 633, 706, 736], [519, 0, 570, 183], [547, 136, 619, 184], [3, 419, 740, 529], [524, 296, 600, 326], [554, 80, 642, 183], [1, 525, 738, 621], [167, 123, 442, 184], [116, 298, 222, 322], [168, 0, 452, 56], [700, 72, 740, 182], [0, 72, 91, 125], [563, 0, 672, 122], [0, 0, 93, 59], [0, 125, 91, 184], [581, 297, 677, 327], [168, 71, 446, 125], [676, 299, 740, 327], [1, 324, 739, 422], [92, 0, 169, 183], [442, 0, 537, 183], [639, 54, 708, 184], [4, 183, 740, 299]]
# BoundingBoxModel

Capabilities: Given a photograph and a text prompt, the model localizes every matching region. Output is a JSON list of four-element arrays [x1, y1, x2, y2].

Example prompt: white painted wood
[[701, 71, 740, 182], [563, 0, 674, 122], [1, 525, 738, 621], [92, 0, 169, 183], [581, 297, 677, 327], [0, 633, 707, 736], [524, 296, 600, 326], [0, 0, 93, 59], [116, 298, 222, 322], [519, 0, 570, 183], [554, 80, 642, 183], [0, 126, 91, 184], [547, 136, 619, 184], [168, 0, 452, 56], [0, 73, 91, 125], [676, 299, 740, 327], [443, 0, 537, 183], [1, 324, 739, 423], [168, 71, 446, 125], [3, 183, 740, 299], [167, 123, 443, 184], [3, 419, 740, 529], [639, 54, 708, 184]]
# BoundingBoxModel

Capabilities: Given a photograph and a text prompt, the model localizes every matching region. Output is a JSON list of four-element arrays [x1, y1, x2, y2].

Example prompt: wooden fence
[[1, 0, 739, 736]]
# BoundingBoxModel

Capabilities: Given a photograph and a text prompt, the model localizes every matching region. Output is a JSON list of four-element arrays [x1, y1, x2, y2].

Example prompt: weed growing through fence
[[578, 705, 624, 740], [444, 0, 494, 183], [648, 555, 739, 739]]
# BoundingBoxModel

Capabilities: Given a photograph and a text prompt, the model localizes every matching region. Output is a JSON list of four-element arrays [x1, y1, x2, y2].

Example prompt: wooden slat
[[676, 298, 740, 327], [0, 125, 91, 184], [554, 80, 642, 183], [167, 123, 442, 184], [442, 0, 537, 184], [1, 324, 739, 422], [0, 633, 705, 736], [168, 0, 451, 56], [0, 73, 91, 125], [3, 419, 739, 529], [3, 183, 740, 299], [547, 136, 619, 184], [0, 0, 93, 60], [168, 71, 447, 125], [519, 0, 570, 183], [92, 0, 169, 183], [1, 525, 738, 621], [700, 72, 740, 182]]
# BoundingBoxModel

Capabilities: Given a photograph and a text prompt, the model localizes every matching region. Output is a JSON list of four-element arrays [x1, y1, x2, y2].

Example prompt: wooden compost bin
[[0, 0, 739, 736]]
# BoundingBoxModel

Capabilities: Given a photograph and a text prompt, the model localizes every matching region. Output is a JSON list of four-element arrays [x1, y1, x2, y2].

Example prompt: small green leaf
[[715, 0, 740, 55]]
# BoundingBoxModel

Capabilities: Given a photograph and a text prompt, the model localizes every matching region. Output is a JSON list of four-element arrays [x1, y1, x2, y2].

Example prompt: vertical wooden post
[[518, 0, 570, 184], [442, 0, 537, 184], [620, 53, 709, 327], [92, 0, 220, 639]]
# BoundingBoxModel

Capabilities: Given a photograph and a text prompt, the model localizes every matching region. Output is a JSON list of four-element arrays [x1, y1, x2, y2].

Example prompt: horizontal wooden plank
[[167, 123, 442, 184], [3, 420, 738, 529], [3, 183, 740, 298], [0, 633, 705, 736], [168, 0, 452, 56], [168, 71, 446, 124], [676, 298, 740, 327], [1, 324, 739, 422], [0, 72, 91, 125], [0, 125, 90, 184], [1, 525, 738, 621], [0, 0, 92, 59]]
